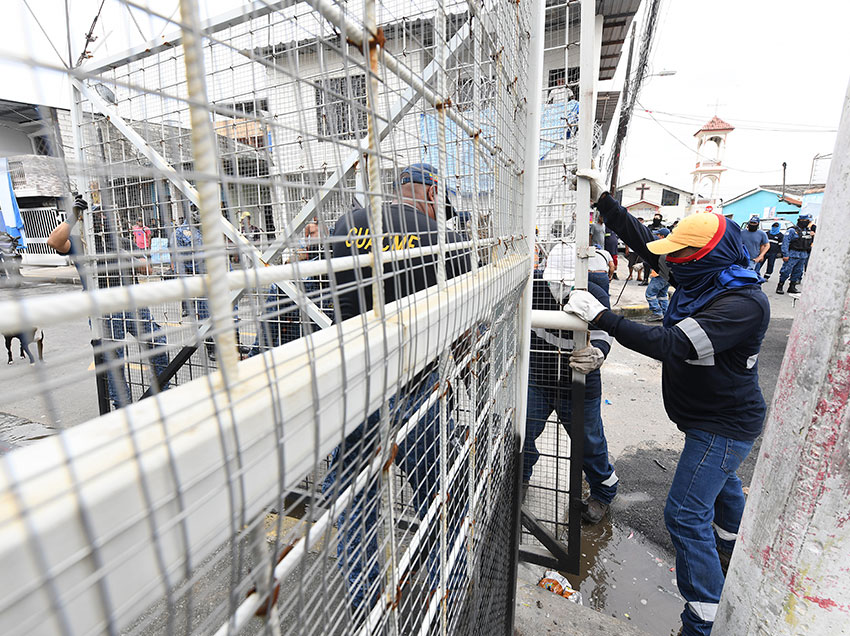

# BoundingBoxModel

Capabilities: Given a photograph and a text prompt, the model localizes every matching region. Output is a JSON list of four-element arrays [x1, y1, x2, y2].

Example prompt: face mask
[[747, 224, 758, 231]]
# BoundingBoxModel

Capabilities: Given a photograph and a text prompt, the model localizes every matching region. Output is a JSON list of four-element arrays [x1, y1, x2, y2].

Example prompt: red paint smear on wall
[[803, 595, 839, 610]]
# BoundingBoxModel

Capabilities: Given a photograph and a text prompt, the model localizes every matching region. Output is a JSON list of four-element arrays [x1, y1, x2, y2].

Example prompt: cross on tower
[[636, 183, 649, 198]]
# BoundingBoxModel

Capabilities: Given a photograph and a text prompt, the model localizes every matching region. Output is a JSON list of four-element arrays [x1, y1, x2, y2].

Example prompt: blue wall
[[722, 190, 800, 225]]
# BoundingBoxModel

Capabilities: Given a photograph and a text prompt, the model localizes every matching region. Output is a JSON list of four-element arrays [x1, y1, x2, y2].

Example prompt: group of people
[[47, 161, 785, 636], [530, 179, 780, 635], [45, 197, 300, 411]]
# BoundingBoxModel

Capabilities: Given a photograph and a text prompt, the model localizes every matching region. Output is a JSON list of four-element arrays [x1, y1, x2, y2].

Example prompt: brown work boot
[[581, 497, 609, 524]]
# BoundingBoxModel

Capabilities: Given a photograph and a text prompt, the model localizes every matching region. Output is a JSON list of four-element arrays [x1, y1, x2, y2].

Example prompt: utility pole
[[715, 79, 850, 634], [608, 22, 636, 193]]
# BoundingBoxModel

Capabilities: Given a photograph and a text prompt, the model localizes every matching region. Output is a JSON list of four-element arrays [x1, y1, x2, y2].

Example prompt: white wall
[[0, 127, 35, 157]]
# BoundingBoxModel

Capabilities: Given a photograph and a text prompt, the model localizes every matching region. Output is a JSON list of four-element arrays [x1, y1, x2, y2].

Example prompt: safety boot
[[581, 497, 610, 524], [787, 282, 800, 294], [776, 282, 784, 295]]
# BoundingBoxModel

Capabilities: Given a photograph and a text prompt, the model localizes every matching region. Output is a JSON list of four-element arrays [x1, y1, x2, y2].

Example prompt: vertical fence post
[[507, 0, 546, 630], [714, 79, 850, 635], [179, 0, 240, 383]]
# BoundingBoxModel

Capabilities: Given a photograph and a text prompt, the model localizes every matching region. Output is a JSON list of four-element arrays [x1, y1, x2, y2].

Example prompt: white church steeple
[[690, 115, 734, 214]]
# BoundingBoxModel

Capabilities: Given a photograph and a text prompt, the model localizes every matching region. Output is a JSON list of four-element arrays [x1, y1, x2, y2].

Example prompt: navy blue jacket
[[332, 203, 471, 321], [593, 193, 770, 441]]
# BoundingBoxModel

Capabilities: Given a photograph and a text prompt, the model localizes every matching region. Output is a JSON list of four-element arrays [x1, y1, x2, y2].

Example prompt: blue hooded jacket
[[663, 215, 763, 326]]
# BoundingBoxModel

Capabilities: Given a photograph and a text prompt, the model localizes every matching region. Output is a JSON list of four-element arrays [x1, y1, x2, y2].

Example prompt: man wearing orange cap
[[566, 170, 770, 636]]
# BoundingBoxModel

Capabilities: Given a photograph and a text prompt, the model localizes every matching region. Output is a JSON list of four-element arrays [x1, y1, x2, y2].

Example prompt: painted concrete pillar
[[714, 80, 850, 634]]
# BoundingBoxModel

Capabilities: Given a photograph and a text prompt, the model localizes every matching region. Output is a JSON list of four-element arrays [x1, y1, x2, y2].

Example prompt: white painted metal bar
[[180, 0, 239, 381], [714, 78, 850, 635], [514, 0, 547, 442], [575, 0, 597, 293], [0, 238, 500, 335], [530, 309, 589, 332], [0, 252, 527, 636], [85, 0, 294, 75]]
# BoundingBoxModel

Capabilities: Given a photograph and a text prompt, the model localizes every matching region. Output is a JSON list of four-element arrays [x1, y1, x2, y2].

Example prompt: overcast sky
[[2, 0, 847, 202], [616, 0, 848, 200]]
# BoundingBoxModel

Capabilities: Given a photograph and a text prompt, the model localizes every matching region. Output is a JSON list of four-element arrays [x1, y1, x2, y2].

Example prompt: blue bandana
[[664, 218, 763, 326]]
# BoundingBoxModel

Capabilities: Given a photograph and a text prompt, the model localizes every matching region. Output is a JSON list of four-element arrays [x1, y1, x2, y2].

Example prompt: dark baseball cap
[[397, 163, 456, 218]]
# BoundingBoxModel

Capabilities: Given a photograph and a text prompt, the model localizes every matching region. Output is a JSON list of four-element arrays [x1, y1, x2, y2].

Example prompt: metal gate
[[0, 0, 545, 634]]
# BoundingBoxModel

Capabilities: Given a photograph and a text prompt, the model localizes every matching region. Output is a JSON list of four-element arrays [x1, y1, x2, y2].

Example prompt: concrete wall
[[0, 127, 35, 157], [722, 190, 801, 225]]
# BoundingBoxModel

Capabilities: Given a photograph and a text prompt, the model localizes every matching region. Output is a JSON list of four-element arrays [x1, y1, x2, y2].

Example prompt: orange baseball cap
[[646, 213, 725, 260]]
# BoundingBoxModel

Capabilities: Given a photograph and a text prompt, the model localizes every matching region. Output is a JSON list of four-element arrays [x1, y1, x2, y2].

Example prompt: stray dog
[[4, 328, 44, 364]]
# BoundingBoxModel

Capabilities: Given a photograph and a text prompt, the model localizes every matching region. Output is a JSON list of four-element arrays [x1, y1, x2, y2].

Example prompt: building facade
[[720, 184, 825, 225], [615, 177, 692, 223]]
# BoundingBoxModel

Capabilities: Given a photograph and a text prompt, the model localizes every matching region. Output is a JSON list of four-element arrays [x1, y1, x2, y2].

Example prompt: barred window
[[315, 75, 367, 140]]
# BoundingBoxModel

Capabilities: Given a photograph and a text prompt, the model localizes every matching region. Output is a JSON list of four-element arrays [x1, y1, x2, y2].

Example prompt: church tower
[[690, 116, 734, 214]]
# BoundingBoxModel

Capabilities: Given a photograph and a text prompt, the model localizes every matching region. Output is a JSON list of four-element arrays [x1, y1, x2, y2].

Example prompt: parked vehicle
[[740, 217, 794, 232]]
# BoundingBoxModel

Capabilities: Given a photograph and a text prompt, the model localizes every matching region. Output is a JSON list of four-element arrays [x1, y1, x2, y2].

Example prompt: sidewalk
[[609, 255, 661, 319], [18, 264, 80, 285]]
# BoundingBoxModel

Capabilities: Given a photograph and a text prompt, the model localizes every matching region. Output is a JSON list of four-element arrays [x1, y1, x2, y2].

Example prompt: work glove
[[65, 194, 88, 229], [569, 345, 605, 375], [564, 289, 606, 323], [575, 168, 607, 203]]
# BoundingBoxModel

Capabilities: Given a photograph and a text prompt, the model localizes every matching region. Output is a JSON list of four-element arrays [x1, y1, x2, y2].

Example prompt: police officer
[[776, 213, 814, 295], [322, 163, 471, 609]]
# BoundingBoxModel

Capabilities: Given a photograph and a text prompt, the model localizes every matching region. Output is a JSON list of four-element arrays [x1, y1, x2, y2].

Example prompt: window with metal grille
[[661, 188, 680, 206], [32, 136, 50, 156], [232, 98, 268, 115], [315, 75, 367, 140]]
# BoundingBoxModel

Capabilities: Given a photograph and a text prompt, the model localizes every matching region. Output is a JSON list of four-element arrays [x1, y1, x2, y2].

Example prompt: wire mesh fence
[[0, 0, 540, 634]]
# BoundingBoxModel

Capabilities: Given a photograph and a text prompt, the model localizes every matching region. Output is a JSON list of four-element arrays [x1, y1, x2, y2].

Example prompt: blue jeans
[[588, 271, 610, 295], [523, 381, 617, 504], [664, 429, 754, 636], [645, 276, 669, 316], [103, 309, 169, 409], [778, 251, 809, 285], [248, 286, 302, 356], [321, 371, 448, 609]]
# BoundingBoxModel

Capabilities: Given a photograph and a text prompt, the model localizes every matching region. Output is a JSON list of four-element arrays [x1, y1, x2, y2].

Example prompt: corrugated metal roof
[[598, 0, 641, 80]]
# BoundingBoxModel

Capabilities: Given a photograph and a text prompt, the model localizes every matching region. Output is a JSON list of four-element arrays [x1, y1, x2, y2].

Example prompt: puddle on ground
[[564, 518, 683, 636]]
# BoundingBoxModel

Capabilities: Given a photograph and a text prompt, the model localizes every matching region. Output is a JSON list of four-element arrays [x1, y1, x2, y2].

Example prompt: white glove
[[575, 168, 607, 203], [570, 346, 605, 374], [564, 289, 606, 323]]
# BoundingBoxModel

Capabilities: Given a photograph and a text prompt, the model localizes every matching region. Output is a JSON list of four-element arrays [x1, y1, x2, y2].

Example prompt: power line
[[633, 112, 837, 134], [637, 107, 837, 132], [635, 101, 782, 175]]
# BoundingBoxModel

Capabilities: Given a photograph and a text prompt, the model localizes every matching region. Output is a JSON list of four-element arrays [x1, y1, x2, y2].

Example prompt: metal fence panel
[[0, 0, 538, 634]]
